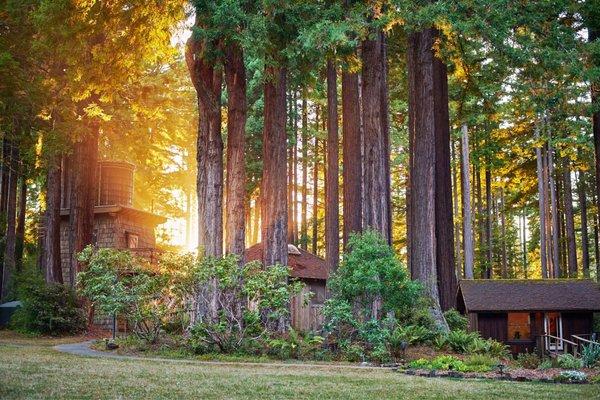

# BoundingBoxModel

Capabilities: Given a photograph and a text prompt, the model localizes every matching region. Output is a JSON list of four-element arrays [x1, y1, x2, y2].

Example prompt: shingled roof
[[457, 279, 600, 313], [244, 243, 328, 281]]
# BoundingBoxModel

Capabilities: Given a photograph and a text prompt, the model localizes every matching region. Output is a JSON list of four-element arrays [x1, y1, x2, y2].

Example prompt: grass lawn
[[1, 331, 599, 400]]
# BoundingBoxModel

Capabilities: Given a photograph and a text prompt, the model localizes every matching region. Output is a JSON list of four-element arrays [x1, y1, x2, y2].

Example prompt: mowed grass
[[1, 332, 599, 400]]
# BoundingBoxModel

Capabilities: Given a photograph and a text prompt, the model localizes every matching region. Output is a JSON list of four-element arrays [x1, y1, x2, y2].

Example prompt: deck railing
[[572, 334, 600, 351], [536, 334, 579, 357]]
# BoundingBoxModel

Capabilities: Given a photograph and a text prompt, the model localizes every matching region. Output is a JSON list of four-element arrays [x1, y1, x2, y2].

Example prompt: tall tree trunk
[[1, 139, 10, 216], [186, 34, 224, 259], [261, 66, 288, 267], [325, 60, 340, 270], [589, 25, 600, 272], [311, 115, 319, 255], [1, 143, 18, 300], [579, 171, 590, 278], [484, 167, 492, 278], [224, 43, 246, 258], [433, 51, 456, 310], [292, 90, 299, 243], [68, 129, 99, 287], [361, 32, 390, 241], [535, 125, 549, 278], [15, 175, 27, 271], [301, 96, 308, 249], [451, 138, 462, 277], [44, 156, 63, 283], [500, 188, 508, 278], [521, 210, 528, 278], [252, 196, 260, 245], [460, 124, 475, 279], [380, 32, 392, 245], [407, 28, 448, 330], [562, 159, 577, 277], [342, 70, 362, 247], [547, 135, 560, 278]]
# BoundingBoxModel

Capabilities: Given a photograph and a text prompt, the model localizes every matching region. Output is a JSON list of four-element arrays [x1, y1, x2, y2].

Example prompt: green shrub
[[11, 282, 86, 335], [464, 354, 499, 371], [339, 342, 365, 362], [581, 343, 600, 368], [538, 358, 554, 370], [323, 231, 422, 342], [445, 330, 480, 353], [444, 309, 468, 332], [515, 352, 541, 369], [408, 355, 492, 373], [557, 353, 583, 369]]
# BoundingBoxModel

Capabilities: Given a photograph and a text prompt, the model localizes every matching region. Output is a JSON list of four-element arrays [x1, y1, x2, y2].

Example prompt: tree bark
[[407, 28, 448, 330], [579, 171, 590, 278], [361, 32, 390, 241], [325, 60, 340, 270], [186, 35, 223, 258], [1, 143, 18, 300], [312, 113, 319, 256], [535, 125, 549, 279], [44, 156, 63, 283], [433, 51, 456, 310], [342, 70, 362, 247], [301, 96, 308, 250], [562, 159, 577, 277], [500, 188, 508, 278], [261, 66, 288, 267], [484, 167, 492, 278], [68, 128, 99, 286], [547, 134, 560, 278], [15, 174, 27, 271], [460, 124, 475, 279], [224, 43, 246, 258]]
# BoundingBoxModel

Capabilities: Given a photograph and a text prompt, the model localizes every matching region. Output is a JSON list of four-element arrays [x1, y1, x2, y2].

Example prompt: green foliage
[[442, 330, 509, 358], [409, 355, 493, 373], [187, 254, 305, 354], [11, 280, 85, 336], [537, 359, 554, 370], [443, 309, 468, 332], [515, 352, 541, 369], [581, 343, 600, 368], [557, 353, 583, 370], [77, 247, 174, 343]]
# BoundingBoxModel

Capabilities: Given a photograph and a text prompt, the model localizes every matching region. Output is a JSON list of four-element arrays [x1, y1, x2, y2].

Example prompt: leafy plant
[[581, 343, 600, 368], [11, 281, 86, 335], [77, 246, 173, 343], [409, 355, 493, 373], [443, 309, 468, 332], [538, 359, 554, 370], [445, 330, 480, 353], [515, 352, 541, 369], [557, 353, 583, 369]]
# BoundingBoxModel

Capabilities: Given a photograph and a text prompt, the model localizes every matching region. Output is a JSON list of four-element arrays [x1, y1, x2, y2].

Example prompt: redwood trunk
[[301, 96, 308, 249], [341, 70, 362, 246], [224, 43, 246, 258], [1, 143, 18, 300], [44, 157, 63, 283], [261, 66, 288, 267], [433, 51, 456, 310], [325, 60, 340, 270], [407, 28, 447, 329], [535, 125, 549, 278], [460, 124, 474, 279], [68, 129, 99, 286], [579, 171, 590, 278], [562, 160, 577, 277], [15, 174, 27, 271], [361, 33, 390, 241]]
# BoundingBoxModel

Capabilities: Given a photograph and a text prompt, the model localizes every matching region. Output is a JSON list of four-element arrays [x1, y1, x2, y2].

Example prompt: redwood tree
[[325, 60, 340, 270]]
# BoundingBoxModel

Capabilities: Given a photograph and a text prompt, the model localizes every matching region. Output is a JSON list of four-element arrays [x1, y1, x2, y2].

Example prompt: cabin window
[[507, 313, 531, 340], [126, 232, 139, 249]]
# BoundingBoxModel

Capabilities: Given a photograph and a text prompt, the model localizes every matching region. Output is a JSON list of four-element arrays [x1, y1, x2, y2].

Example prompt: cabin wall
[[290, 279, 326, 332], [477, 313, 508, 342], [562, 312, 593, 341]]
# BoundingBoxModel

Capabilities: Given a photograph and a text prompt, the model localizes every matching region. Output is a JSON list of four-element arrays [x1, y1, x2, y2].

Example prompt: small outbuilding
[[457, 279, 600, 355], [245, 243, 329, 332]]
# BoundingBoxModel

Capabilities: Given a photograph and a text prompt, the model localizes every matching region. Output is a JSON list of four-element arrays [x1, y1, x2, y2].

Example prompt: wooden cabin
[[457, 279, 600, 355], [245, 243, 328, 332]]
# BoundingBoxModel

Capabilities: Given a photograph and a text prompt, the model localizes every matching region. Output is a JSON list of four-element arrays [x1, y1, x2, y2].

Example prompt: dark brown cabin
[[245, 243, 328, 332], [457, 279, 600, 355]]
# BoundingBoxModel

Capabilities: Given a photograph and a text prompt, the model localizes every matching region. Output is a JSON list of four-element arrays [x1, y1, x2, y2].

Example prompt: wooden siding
[[477, 313, 508, 342], [562, 312, 593, 341], [290, 279, 326, 332]]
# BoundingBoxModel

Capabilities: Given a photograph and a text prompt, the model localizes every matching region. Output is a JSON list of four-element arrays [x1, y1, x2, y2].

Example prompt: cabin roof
[[244, 243, 328, 281], [457, 279, 600, 313], [60, 205, 166, 226]]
